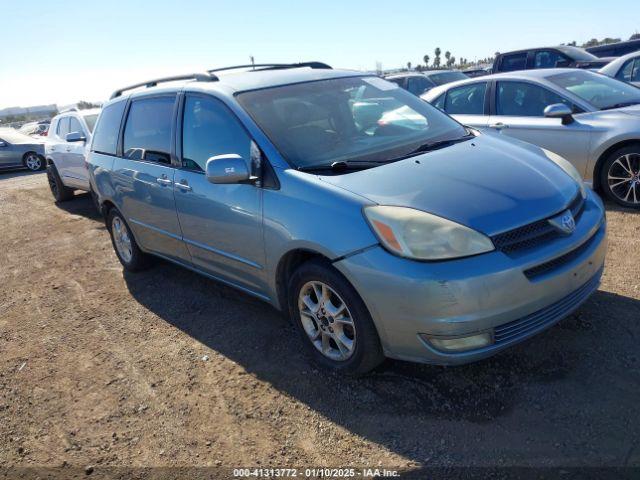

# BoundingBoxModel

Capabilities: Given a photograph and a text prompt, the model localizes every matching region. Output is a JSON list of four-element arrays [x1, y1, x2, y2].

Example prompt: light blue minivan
[[88, 63, 607, 374]]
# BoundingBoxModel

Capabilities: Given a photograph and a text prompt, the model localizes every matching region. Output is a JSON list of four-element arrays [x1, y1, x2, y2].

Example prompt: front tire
[[46, 163, 75, 202], [601, 144, 640, 208], [23, 152, 45, 171], [288, 259, 384, 375], [107, 208, 151, 272]]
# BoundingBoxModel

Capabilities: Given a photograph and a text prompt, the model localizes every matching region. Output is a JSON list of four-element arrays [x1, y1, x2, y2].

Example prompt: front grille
[[524, 229, 600, 280], [492, 194, 585, 254], [493, 269, 601, 345]]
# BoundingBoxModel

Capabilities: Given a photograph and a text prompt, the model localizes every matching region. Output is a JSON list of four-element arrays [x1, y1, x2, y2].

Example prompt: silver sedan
[[0, 128, 46, 171], [422, 69, 640, 208]]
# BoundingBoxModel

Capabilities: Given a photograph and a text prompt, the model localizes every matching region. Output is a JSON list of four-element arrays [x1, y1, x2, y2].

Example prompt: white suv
[[45, 108, 100, 201]]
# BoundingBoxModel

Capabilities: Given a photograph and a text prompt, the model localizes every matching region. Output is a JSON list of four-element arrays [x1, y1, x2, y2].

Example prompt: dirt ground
[[0, 170, 639, 477]]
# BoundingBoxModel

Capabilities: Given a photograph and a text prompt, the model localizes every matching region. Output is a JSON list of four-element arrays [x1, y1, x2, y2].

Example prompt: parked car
[[599, 51, 640, 87], [45, 108, 100, 201], [18, 122, 49, 137], [89, 64, 606, 374], [587, 39, 640, 58], [493, 46, 614, 73], [423, 68, 640, 208], [0, 128, 46, 171], [385, 70, 468, 96]]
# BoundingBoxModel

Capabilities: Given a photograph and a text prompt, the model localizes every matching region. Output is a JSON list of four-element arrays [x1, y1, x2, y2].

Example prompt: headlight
[[364, 206, 494, 260], [543, 149, 586, 199]]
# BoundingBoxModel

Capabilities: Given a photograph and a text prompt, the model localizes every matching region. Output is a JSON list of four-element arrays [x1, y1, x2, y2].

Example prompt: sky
[[1, 0, 637, 108]]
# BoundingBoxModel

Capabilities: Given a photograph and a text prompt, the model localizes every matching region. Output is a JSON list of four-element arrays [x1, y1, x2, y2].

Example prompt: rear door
[[439, 81, 490, 128], [174, 93, 266, 294], [488, 80, 592, 176], [112, 94, 190, 263]]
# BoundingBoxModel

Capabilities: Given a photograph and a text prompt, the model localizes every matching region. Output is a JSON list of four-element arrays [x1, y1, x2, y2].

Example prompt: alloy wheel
[[25, 154, 41, 171], [297, 281, 356, 361], [607, 153, 640, 205], [112, 216, 133, 263]]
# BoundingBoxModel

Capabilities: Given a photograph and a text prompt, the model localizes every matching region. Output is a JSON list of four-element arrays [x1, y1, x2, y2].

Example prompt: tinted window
[[616, 59, 640, 82], [123, 96, 175, 164], [406, 76, 432, 95], [56, 117, 70, 139], [92, 100, 126, 155], [500, 53, 527, 72], [444, 82, 486, 115], [433, 93, 445, 111], [69, 117, 83, 135], [237, 76, 466, 168], [496, 81, 576, 117], [534, 50, 567, 69], [182, 96, 252, 172]]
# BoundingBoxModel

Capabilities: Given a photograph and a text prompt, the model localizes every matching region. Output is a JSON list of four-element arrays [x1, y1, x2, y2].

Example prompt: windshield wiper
[[297, 160, 382, 173], [601, 101, 640, 110], [392, 133, 474, 161]]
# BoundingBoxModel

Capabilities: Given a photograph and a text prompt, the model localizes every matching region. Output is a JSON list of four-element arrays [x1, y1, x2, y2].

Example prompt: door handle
[[65, 147, 71, 152], [175, 180, 192, 191], [489, 122, 509, 130], [156, 177, 173, 186]]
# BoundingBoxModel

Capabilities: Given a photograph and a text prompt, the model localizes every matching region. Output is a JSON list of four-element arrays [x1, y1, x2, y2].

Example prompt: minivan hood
[[319, 134, 579, 236]]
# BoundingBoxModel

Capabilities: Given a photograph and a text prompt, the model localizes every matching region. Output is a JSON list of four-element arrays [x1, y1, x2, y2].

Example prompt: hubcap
[[608, 153, 640, 204], [298, 281, 356, 361], [112, 216, 133, 263], [26, 154, 41, 171]]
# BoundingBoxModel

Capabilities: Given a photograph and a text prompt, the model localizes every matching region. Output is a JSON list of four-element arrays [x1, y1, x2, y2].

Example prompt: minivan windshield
[[547, 70, 640, 110], [237, 76, 468, 169]]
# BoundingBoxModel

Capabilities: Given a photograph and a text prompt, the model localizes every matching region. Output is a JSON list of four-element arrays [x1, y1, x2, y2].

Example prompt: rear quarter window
[[92, 101, 126, 155]]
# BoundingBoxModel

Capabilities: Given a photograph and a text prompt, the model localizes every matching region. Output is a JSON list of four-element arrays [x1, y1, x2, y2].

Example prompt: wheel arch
[[592, 139, 640, 192]]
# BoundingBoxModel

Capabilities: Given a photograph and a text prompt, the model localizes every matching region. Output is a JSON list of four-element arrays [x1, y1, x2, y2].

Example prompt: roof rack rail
[[207, 61, 332, 74], [110, 72, 219, 100]]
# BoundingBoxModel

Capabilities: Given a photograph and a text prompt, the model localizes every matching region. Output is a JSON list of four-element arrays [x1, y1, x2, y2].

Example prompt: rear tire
[[288, 259, 384, 375], [600, 144, 640, 208], [46, 163, 75, 202], [107, 208, 152, 272], [23, 152, 45, 171]]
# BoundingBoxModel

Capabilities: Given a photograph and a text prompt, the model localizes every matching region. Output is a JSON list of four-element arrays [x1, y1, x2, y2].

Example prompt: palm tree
[[434, 48, 441, 68], [407, 61, 412, 71], [423, 54, 430, 67], [444, 51, 451, 67]]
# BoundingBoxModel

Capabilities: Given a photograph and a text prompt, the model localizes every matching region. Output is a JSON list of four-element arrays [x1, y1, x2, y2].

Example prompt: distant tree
[[77, 100, 100, 110], [630, 33, 640, 40], [449, 56, 456, 67], [423, 54, 430, 67], [407, 61, 412, 70], [444, 51, 451, 66], [434, 47, 441, 68]]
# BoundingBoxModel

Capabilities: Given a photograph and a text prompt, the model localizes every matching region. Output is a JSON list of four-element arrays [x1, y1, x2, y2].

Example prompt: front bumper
[[334, 190, 607, 365]]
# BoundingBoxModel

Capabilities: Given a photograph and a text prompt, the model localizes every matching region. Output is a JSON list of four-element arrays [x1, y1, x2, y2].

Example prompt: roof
[[385, 70, 462, 79], [497, 45, 598, 61], [111, 66, 367, 102]]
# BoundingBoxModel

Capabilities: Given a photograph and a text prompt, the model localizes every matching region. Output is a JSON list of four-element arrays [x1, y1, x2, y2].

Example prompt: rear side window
[[406, 76, 432, 96], [123, 96, 175, 164], [56, 117, 70, 139], [499, 53, 527, 72], [534, 50, 567, 69], [444, 82, 486, 115], [181, 95, 252, 172], [92, 101, 126, 155]]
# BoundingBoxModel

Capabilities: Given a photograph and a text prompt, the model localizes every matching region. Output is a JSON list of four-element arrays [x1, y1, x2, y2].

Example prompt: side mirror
[[544, 103, 574, 125], [66, 131, 86, 143], [205, 154, 255, 185]]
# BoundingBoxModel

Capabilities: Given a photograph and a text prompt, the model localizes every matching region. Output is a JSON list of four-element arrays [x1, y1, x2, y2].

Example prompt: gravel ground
[[0, 171, 638, 477]]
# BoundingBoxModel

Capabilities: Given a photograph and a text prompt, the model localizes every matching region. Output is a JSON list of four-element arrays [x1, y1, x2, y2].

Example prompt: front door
[[488, 81, 592, 176], [174, 94, 266, 295], [112, 94, 190, 263], [64, 116, 90, 189]]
